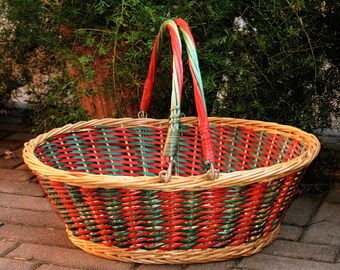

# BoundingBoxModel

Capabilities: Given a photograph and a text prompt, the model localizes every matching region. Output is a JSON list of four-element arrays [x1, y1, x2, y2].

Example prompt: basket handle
[[140, 19, 217, 182]]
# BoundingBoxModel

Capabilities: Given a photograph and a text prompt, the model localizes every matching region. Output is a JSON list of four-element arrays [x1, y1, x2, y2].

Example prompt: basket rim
[[23, 116, 320, 191]]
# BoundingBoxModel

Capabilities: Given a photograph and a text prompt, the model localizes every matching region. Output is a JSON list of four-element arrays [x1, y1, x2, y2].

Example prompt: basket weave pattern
[[23, 19, 320, 264], [26, 117, 317, 263], [34, 120, 305, 178]]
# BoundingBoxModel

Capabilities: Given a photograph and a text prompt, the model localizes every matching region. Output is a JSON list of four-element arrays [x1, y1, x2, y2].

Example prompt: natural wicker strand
[[23, 117, 320, 191], [67, 224, 280, 264]]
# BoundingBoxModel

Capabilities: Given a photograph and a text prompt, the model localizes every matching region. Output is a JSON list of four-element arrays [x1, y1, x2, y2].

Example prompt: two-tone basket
[[23, 19, 320, 264]]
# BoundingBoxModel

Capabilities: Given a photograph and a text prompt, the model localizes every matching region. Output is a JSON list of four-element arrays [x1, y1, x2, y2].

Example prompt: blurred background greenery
[[1, 0, 339, 191]]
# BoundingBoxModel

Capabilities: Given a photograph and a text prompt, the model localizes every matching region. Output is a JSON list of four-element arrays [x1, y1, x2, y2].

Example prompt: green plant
[[210, 1, 339, 132], [28, 78, 90, 133], [1, 0, 339, 191], [2, 0, 338, 131], [0, 0, 89, 130], [301, 150, 340, 194]]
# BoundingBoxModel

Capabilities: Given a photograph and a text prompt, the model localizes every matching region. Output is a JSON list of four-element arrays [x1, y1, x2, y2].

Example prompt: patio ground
[[0, 109, 339, 270]]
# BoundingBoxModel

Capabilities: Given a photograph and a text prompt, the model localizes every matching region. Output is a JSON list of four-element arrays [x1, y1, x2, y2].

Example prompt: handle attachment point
[[159, 158, 174, 183], [138, 110, 148, 119], [207, 162, 219, 180]]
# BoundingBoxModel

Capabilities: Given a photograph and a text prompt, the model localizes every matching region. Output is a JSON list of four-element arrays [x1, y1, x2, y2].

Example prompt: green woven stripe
[[35, 124, 306, 178], [38, 171, 303, 251], [210, 126, 306, 173]]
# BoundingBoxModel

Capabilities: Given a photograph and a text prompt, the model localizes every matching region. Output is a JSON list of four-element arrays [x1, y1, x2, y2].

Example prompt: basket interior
[[34, 124, 306, 177]]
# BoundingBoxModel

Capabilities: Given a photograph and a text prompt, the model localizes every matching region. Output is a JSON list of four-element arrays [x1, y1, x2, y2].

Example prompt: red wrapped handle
[[140, 19, 216, 180]]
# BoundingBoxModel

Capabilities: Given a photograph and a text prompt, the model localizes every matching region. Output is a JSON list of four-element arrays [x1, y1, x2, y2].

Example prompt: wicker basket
[[23, 19, 320, 264]]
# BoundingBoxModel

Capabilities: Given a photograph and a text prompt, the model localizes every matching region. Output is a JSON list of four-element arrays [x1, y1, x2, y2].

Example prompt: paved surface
[[0, 110, 339, 270]]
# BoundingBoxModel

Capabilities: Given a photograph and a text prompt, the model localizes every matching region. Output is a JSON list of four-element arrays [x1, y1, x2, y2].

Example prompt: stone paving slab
[[7, 243, 134, 270], [0, 193, 53, 212], [4, 132, 34, 141], [0, 257, 38, 270], [0, 168, 34, 182], [282, 193, 325, 227], [0, 207, 64, 229], [0, 146, 25, 168], [0, 241, 18, 256], [277, 224, 303, 241], [0, 123, 32, 133], [184, 261, 238, 270], [261, 239, 338, 263], [320, 137, 340, 151], [0, 181, 44, 197], [36, 265, 81, 270], [238, 254, 340, 270], [136, 265, 182, 270], [302, 202, 340, 246], [0, 156, 24, 169], [0, 139, 24, 151], [15, 163, 34, 171], [325, 185, 340, 203], [0, 111, 339, 270], [0, 225, 74, 249]]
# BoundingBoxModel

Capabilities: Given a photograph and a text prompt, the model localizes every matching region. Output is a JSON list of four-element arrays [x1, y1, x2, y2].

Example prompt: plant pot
[[60, 25, 138, 119]]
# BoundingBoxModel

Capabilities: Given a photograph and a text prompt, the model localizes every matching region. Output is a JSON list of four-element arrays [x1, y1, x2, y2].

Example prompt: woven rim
[[23, 116, 320, 191], [66, 224, 280, 264]]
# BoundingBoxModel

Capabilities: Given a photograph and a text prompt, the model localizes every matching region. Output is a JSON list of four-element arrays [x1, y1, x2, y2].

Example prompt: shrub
[[1, 0, 339, 191], [2, 0, 339, 132]]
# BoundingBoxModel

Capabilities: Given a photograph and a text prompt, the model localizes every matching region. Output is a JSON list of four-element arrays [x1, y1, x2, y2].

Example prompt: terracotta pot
[[60, 25, 138, 119], [68, 47, 115, 119]]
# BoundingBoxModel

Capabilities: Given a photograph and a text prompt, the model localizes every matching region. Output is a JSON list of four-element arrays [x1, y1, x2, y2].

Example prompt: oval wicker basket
[[23, 19, 320, 264]]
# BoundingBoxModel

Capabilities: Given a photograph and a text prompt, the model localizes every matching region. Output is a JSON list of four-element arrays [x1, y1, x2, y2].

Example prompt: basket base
[[66, 225, 280, 264]]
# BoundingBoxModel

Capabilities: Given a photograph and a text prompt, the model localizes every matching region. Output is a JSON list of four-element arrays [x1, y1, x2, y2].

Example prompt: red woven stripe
[[119, 190, 147, 250], [140, 22, 183, 111], [37, 172, 304, 251], [158, 192, 186, 250], [35, 124, 306, 178]]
